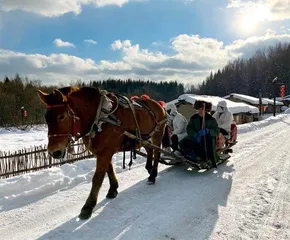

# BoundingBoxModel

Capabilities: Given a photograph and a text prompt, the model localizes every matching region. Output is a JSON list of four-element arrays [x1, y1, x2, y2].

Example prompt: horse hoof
[[78, 208, 93, 220], [146, 178, 155, 185], [106, 191, 118, 199]]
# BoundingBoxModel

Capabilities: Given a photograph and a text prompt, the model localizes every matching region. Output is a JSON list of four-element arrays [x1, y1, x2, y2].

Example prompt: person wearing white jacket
[[213, 100, 233, 138], [164, 103, 188, 151]]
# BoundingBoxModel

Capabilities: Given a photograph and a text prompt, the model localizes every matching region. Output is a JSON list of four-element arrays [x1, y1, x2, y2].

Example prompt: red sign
[[280, 85, 285, 97]]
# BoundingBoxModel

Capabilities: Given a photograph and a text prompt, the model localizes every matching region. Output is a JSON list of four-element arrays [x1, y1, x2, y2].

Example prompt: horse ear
[[53, 89, 66, 103], [37, 90, 49, 105]]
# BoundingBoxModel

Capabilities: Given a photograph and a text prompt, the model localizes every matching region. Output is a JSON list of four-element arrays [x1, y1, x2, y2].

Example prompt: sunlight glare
[[240, 5, 271, 32]]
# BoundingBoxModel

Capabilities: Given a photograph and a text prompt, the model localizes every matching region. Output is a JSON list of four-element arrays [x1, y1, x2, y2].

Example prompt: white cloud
[[0, 0, 132, 17], [53, 39, 75, 48], [1, 32, 290, 85], [111, 40, 131, 50], [225, 32, 290, 58], [84, 39, 97, 45], [227, 0, 290, 21]]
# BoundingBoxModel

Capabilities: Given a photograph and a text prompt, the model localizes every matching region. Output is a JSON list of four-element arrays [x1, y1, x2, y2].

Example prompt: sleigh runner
[[122, 104, 238, 170], [123, 122, 238, 170]]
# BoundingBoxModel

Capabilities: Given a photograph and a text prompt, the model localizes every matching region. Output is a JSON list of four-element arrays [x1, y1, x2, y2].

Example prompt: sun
[[240, 5, 271, 32]]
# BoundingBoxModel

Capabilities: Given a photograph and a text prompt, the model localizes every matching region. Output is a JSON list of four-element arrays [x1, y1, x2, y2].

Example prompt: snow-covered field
[[1, 114, 290, 240]]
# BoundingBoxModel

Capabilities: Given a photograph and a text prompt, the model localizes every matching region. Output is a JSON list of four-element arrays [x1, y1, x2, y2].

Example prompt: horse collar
[[86, 92, 120, 138]]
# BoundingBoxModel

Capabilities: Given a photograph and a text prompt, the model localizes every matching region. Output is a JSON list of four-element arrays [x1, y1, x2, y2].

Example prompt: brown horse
[[38, 86, 167, 219]]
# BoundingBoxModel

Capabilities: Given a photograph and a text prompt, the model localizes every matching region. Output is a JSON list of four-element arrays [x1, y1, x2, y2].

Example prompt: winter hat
[[166, 103, 177, 114], [217, 100, 227, 108], [217, 100, 227, 112], [194, 100, 212, 112]]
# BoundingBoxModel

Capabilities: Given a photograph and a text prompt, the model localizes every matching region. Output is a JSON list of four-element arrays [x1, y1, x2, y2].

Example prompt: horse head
[[38, 86, 79, 159]]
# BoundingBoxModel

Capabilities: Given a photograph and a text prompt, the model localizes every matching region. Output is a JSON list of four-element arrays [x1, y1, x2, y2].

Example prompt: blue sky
[[1, 0, 290, 86]]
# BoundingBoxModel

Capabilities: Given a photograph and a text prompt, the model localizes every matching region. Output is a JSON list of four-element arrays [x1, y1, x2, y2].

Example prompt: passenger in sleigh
[[178, 100, 219, 166], [161, 103, 188, 153], [212, 100, 233, 139]]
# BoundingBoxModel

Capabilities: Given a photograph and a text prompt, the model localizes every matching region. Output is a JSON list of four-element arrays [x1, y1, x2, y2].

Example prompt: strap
[[122, 96, 142, 145], [123, 148, 126, 169]]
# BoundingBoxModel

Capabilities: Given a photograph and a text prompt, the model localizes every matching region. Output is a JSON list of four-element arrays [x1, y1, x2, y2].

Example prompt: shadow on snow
[[38, 163, 234, 240]]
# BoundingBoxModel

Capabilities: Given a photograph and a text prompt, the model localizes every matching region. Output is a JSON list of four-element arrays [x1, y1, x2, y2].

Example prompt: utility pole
[[272, 77, 278, 117], [21, 106, 24, 126], [272, 77, 286, 116], [258, 89, 262, 116]]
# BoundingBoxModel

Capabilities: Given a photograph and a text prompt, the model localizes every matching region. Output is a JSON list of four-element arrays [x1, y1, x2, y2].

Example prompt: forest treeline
[[0, 76, 185, 127], [0, 42, 289, 127], [197, 42, 290, 98]]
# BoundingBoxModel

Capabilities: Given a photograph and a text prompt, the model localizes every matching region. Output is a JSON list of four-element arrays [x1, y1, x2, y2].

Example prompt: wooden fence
[[0, 143, 94, 179]]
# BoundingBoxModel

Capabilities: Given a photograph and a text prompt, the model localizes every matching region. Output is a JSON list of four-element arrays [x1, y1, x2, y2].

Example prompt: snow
[[1, 113, 290, 239], [168, 94, 260, 114], [224, 93, 268, 105], [277, 95, 290, 101], [0, 125, 48, 152], [262, 98, 284, 106]]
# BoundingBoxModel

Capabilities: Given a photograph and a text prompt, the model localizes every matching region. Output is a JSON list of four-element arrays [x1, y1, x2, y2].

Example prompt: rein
[[202, 103, 208, 162]]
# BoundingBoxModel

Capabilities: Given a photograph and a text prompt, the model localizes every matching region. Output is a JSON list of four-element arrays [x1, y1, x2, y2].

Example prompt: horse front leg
[[144, 145, 153, 174], [79, 153, 112, 220], [147, 132, 163, 185], [106, 161, 119, 199]]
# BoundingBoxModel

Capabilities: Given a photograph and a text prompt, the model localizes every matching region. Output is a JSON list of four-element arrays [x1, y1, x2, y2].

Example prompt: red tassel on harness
[[141, 94, 150, 100], [130, 96, 139, 100], [70, 118, 78, 137], [158, 101, 166, 108]]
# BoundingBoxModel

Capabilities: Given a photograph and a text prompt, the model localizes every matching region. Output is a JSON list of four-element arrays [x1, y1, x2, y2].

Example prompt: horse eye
[[58, 114, 66, 121], [45, 111, 53, 124]]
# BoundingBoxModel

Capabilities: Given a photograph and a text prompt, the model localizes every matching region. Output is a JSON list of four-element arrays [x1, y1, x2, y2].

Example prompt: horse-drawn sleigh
[[38, 86, 237, 220]]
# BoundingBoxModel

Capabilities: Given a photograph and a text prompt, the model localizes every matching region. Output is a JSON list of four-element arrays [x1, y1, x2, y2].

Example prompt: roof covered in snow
[[277, 95, 290, 101], [262, 98, 284, 106], [167, 94, 259, 114], [223, 93, 268, 105]]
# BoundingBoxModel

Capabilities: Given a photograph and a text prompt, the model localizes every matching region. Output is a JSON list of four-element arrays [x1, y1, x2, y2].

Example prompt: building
[[276, 95, 290, 107], [262, 98, 284, 113], [223, 93, 268, 115]]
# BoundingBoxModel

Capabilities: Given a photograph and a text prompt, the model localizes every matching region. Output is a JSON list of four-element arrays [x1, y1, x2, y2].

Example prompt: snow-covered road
[[1, 115, 290, 240]]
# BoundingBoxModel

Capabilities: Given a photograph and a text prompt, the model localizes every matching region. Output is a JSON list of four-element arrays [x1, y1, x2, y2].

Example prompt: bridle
[[46, 90, 120, 150], [46, 104, 82, 146]]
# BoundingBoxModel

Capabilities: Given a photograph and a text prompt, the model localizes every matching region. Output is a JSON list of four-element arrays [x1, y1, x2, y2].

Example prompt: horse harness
[[86, 89, 166, 139], [87, 90, 166, 169], [47, 89, 166, 166]]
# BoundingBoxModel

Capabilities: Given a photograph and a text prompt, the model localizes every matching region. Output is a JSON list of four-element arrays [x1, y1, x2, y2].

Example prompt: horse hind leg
[[79, 152, 113, 220], [106, 161, 119, 199]]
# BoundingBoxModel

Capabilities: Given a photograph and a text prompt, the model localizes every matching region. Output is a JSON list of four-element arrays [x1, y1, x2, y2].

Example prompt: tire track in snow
[[257, 150, 290, 240], [214, 117, 290, 240]]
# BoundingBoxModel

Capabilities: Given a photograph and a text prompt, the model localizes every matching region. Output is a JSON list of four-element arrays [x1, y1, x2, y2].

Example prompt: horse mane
[[69, 86, 117, 101], [59, 86, 79, 95], [45, 86, 79, 105]]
